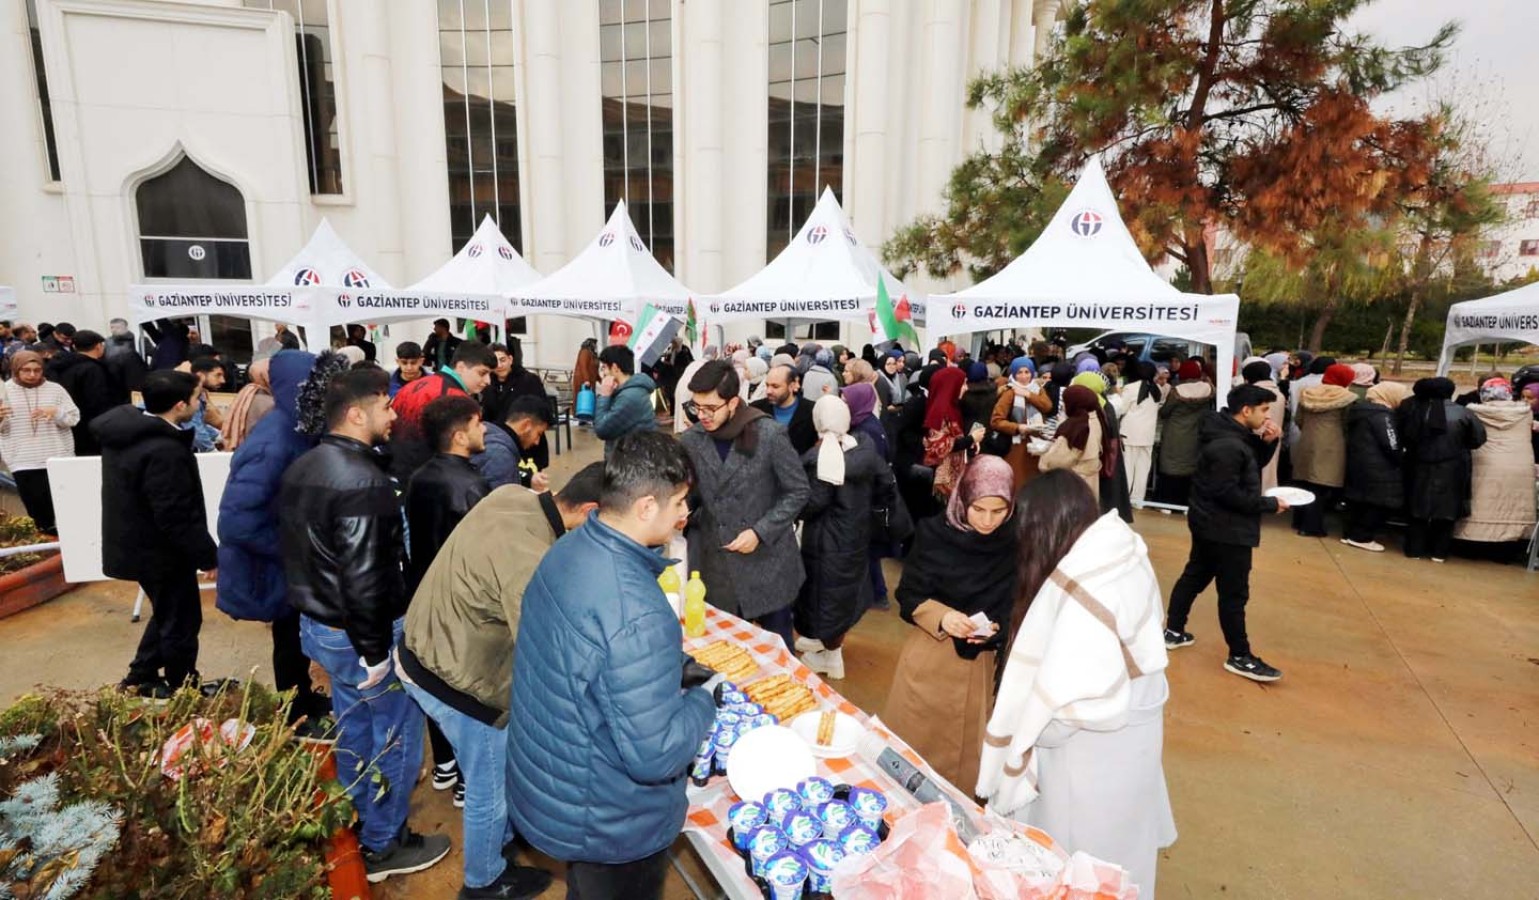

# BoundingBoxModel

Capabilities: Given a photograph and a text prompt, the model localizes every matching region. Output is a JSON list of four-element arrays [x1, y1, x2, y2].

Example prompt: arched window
[[136, 156, 252, 279]]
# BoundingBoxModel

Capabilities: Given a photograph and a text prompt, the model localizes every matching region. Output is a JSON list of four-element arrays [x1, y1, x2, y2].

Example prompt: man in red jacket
[[389, 341, 495, 481]]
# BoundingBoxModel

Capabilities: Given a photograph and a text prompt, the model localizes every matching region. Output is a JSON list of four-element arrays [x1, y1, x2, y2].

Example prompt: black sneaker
[[458, 864, 554, 899], [453, 779, 465, 809], [1225, 654, 1282, 682], [363, 829, 452, 883], [1163, 629, 1195, 650], [120, 678, 175, 702], [433, 760, 460, 791]]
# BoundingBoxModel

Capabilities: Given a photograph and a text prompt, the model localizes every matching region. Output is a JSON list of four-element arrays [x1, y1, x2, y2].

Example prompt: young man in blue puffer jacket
[[215, 349, 327, 727], [507, 431, 719, 899]]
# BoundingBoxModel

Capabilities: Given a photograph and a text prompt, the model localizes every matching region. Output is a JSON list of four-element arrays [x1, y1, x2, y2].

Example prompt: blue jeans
[[403, 681, 512, 889], [299, 616, 424, 853]]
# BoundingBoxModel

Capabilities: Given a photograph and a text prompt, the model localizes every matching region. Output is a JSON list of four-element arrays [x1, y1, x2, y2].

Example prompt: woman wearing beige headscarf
[[219, 357, 275, 452], [0, 350, 80, 533], [1342, 380, 1411, 552]]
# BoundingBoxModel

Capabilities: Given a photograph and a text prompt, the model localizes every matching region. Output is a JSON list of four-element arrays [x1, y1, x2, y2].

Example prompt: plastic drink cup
[[846, 786, 888, 831], [746, 825, 787, 878], [814, 800, 855, 838], [762, 850, 809, 900], [799, 839, 847, 894], [777, 808, 823, 847], [763, 787, 802, 818], [727, 801, 767, 849], [797, 776, 835, 806], [839, 823, 880, 856]]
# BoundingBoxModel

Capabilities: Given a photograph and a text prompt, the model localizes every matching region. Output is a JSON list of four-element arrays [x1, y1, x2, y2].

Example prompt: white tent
[[705, 187, 923, 329], [309, 215, 528, 329], [127, 218, 387, 330], [0, 286, 16, 322], [508, 202, 693, 322], [1436, 282, 1539, 374], [929, 157, 1241, 400]]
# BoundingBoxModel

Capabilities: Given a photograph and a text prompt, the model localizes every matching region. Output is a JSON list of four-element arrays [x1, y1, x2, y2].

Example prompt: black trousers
[[272, 611, 322, 720], [1345, 503, 1389, 544], [1165, 538, 1253, 658], [126, 567, 203, 687], [1290, 482, 1335, 536], [1404, 518, 1455, 560], [13, 468, 56, 534], [1155, 473, 1192, 506], [565, 849, 669, 900]]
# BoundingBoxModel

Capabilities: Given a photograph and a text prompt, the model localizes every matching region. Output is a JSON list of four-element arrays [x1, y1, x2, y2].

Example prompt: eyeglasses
[[684, 399, 731, 417]]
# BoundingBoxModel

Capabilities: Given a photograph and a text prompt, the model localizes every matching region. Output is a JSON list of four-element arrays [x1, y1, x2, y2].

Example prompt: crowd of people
[[2, 310, 1536, 900]]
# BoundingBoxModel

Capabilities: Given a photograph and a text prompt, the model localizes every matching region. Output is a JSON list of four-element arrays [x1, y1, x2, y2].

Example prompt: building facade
[[1481, 183, 1539, 285], [0, 0, 1066, 366]]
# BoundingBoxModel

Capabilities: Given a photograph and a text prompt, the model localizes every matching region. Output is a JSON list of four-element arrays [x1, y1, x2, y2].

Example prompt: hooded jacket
[[1344, 400, 1403, 509], [1454, 401, 1536, 542], [389, 371, 469, 480], [507, 513, 717, 864], [794, 433, 894, 641], [1293, 384, 1358, 487], [279, 434, 406, 665], [215, 351, 317, 621], [1397, 400, 1486, 521], [593, 372, 658, 454], [472, 419, 537, 490], [47, 352, 126, 455], [92, 405, 217, 580], [1156, 382, 1213, 477], [1186, 411, 1279, 548]]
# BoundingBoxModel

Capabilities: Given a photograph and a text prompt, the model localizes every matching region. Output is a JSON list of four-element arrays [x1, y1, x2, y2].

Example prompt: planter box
[[311, 741, 372, 900], [0, 553, 72, 620]]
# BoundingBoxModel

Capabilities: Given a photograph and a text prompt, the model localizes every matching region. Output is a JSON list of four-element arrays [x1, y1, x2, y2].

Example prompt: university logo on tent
[[807, 225, 828, 245], [951, 303, 968, 320], [337, 293, 353, 308], [342, 268, 371, 288], [467, 244, 484, 258], [497, 245, 514, 260], [629, 235, 646, 252], [599, 231, 616, 247], [293, 267, 322, 286], [1070, 210, 1104, 238], [843, 228, 859, 246]]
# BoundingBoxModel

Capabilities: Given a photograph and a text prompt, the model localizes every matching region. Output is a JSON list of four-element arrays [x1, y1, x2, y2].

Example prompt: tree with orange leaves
[[886, 0, 1456, 304]]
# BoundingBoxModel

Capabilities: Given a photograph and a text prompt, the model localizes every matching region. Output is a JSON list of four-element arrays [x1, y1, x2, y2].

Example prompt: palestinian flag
[[872, 275, 919, 346], [627, 303, 683, 367]]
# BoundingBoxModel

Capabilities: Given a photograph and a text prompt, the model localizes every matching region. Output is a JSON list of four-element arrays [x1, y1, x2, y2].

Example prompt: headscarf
[[1008, 357, 1036, 380], [944, 455, 1016, 533], [1365, 381, 1411, 410], [732, 348, 751, 365], [924, 365, 967, 431], [1242, 360, 1273, 385], [842, 381, 878, 427], [1523, 382, 1539, 416], [1403, 377, 1457, 442], [1264, 352, 1290, 379], [1308, 356, 1336, 376], [812, 395, 857, 485], [771, 353, 795, 370], [1075, 356, 1102, 375], [1322, 364, 1356, 388], [965, 361, 989, 384], [9, 350, 43, 387], [756, 344, 774, 362], [745, 356, 768, 385], [1351, 363, 1377, 387], [1071, 371, 1108, 407], [937, 340, 957, 362], [861, 344, 880, 367], [703, 344, 721, 361], [1046, 361, 1076, 417], [336, 345, 366, 367], [904, 351, 922, 372], [221, 357, 273, 451], [1055, 385, 1105, 454], [1177, 359, 1204, 381], [1479, 377, 1513, 403], [886, 347, 906, 361]]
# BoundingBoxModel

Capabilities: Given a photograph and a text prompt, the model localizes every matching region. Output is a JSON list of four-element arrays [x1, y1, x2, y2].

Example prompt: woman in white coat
[[977, 469, 1175, 898], [1116, 361, 1163, 505]]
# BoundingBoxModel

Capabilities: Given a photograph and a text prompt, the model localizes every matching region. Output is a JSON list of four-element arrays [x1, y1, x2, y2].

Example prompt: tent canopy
[[0, 286, 16, 322], [705, 187, 923, 325], [127, 218, 387, 329], [310, 215, 527, 329], [1436, 281, 1539, 374], [929, 157, 1240, 397], [508, 202, 693, 321]]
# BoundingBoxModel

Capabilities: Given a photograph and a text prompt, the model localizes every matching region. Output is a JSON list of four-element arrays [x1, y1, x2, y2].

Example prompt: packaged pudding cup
[[762, 850, 809, 900]]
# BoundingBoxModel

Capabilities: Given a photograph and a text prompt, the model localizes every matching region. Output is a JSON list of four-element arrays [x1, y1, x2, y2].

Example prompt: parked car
[[1066, 330, 1253, 369]]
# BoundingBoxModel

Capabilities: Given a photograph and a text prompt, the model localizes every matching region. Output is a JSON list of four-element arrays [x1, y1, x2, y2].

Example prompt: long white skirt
[[1014, 672, 1177, 899]]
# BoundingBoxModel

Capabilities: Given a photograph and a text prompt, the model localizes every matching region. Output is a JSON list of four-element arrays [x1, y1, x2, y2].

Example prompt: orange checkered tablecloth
[[680, 607, 1066, 898]]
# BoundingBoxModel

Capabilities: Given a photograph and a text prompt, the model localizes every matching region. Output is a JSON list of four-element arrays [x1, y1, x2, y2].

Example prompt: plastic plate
[[788, 710, 864, 759], [726, 724, 816, 803], [1265, 486, 1316, 506]]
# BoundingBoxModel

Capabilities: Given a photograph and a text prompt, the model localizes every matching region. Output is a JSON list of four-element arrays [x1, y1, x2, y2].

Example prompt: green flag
[[874, 275, 918, 346]]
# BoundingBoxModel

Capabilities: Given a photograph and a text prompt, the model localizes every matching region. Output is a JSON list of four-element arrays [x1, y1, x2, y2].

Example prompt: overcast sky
[[1347, 0, 1538, 182]]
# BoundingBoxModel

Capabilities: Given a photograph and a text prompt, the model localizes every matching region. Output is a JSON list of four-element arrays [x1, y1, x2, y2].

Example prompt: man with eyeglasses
[[750, 364, 817, 456], [679, 360, 809, 650]]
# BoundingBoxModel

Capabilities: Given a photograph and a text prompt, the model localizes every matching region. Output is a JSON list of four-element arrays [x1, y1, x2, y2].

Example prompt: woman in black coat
[[794, 396, 895, 681], [1397, 377, 1487, 561], [1342, 382, 1410, 551]]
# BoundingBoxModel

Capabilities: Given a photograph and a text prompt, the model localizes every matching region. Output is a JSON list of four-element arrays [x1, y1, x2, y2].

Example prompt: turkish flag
[[609, 319, 633, 345]]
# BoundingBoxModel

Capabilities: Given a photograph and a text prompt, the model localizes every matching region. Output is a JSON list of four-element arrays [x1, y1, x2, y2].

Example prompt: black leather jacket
[[279, 434, 405, 664], [405, 453, 490, 594]]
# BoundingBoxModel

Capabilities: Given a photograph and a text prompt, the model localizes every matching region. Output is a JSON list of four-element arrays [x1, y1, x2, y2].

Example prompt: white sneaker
[[794, 636, 826, 654], [1340, 538, 1386, 553], [803, 648, 845, 680]]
